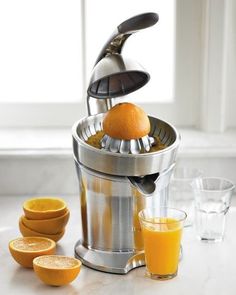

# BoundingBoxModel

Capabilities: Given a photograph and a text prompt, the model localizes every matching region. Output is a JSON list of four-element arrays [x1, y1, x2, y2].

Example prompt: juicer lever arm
[[118, 12, 159, 35], [94, 12, 159, 65]]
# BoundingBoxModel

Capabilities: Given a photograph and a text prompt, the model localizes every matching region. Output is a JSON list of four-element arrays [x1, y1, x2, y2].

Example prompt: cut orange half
[[9, 237, 56, 268], [21, 209, 70, 235], [23, 197, 67, 220], [103, 102, 150, 140], [19, 217, 65, 242], [33, 255, 81, 286]]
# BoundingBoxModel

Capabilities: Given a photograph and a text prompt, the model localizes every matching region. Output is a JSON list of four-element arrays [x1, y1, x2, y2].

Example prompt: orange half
[[9, 237, 56, 268], [23, 197, 67, 220], [19, 217, 65, 242], [33, 255, 81, 286], [21, 209, 70, 235], [103, 102, 150, 140]]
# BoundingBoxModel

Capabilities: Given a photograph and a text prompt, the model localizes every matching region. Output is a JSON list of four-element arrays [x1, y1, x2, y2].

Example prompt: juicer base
[[74, 240, 145, 274]]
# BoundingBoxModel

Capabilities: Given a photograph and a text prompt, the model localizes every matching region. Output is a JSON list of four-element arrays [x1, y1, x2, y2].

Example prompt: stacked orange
[[19, 197, 70, 242], [9, 197, 81, 286]]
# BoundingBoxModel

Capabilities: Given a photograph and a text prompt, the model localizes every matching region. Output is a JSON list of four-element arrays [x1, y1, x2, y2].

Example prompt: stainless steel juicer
[[72, 13, 181, 274]]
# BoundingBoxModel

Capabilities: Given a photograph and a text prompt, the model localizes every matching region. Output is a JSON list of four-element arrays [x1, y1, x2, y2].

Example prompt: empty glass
[[192, 177, 235, 242], [168, 167, 202, 227]]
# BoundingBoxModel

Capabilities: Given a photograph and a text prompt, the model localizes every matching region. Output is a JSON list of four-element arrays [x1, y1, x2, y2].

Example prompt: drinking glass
[[139, 207, 187, 280], [192, 177, 235, 242], [168, 167, 202, 227]]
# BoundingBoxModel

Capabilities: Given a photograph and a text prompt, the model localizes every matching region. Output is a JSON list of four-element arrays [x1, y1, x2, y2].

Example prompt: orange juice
[[142, 217, 182, 275]]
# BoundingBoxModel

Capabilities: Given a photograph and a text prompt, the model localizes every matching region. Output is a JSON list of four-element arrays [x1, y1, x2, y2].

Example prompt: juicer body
[[74, 161, 174, 273], [72, 113, 180, 273], [72, 13, 181, 274]]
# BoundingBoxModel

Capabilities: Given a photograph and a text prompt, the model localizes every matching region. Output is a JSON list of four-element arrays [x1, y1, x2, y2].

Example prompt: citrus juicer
[[72, 13, 181, 274]]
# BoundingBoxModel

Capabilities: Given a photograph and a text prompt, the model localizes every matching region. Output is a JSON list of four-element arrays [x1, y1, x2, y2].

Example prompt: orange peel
[[23, 197, 67, 220], [33, 255, 81, 286], [9, 237, 56, 268], [21, 209, 70, 235], [103, 102, 150, 140], [19, 217, 65, 242]]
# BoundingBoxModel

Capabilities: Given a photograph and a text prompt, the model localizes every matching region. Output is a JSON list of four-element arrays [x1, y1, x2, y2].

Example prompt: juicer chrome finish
[[73, 12, 181, 274], [72, 114, 180, 176], [73, 161, 175, 273], [75, 241, 145, 274], [100, 134, 155, 154], [73, 114, 180, 274], [88, 54, 150, 100], [87, 12, 158, 115]]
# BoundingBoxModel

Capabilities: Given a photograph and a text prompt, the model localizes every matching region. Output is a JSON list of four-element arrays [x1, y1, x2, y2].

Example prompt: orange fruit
[[21, 209, 70, 235], [9, 237, 56, 268], [103, 102, 150, 140], [23, 197, 67, 220], [19, 217, 65, 242], [33, 255, 81, 286]]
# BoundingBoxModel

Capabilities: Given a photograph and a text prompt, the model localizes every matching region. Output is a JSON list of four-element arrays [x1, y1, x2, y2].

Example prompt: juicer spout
[[128, 163, 175, 197], [128, 173, 158, 195]]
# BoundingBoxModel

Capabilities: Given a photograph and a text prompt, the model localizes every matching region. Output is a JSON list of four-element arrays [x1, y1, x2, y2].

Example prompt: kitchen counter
[[1, 195, 236, 295]]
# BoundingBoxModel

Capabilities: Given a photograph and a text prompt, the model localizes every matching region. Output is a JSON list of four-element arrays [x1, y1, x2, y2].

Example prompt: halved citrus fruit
[[33, 255, 81, 286], [19, 217, 65, 242], [21, 209, 70, 235], [9, 237, 56, 268], [103, 102, 150, 140], [23, 197, 67, 220]]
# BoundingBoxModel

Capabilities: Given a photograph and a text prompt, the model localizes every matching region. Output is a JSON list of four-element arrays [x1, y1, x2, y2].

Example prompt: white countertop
[[1, 195, 236, 295]]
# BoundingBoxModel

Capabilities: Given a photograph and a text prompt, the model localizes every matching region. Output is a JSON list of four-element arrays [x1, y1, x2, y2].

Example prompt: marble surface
[[1, 195, 236, 295]]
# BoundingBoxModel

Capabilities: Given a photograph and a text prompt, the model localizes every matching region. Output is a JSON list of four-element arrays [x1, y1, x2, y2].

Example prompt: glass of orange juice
[[139, 207, 187, 280]]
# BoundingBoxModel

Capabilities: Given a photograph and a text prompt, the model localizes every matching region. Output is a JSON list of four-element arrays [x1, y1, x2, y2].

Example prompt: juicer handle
[[94, 12, 159, 65], [118, 12, 159, 34]]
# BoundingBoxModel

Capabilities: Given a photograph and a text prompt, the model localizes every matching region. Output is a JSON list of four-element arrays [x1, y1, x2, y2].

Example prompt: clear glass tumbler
[[169, 167, 202, 227], [192, 177, 235, 242], [139, 207, 187, 280]]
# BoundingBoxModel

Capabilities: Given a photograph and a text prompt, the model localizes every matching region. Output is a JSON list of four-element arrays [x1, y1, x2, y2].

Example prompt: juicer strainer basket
[[72, 113, 180, 177]]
